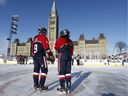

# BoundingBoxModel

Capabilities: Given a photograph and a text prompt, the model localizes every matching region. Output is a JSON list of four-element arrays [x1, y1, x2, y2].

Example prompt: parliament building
[[11, 1, 108, 59]]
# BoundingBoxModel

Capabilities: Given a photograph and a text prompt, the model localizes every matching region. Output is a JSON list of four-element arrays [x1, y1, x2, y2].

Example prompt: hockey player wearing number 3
[[54, 29, 74, 93], [32, 27, 55, 91]]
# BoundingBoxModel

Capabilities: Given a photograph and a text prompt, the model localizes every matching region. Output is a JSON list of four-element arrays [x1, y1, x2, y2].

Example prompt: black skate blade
[[57, 88, 65, 92], [39, 87, 48, 92]]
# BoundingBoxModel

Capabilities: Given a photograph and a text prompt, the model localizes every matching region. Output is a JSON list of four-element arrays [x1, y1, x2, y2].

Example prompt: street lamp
[[7, 15, 19, 56]]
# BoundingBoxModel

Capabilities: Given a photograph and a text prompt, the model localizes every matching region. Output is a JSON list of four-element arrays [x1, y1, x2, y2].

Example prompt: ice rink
[[0, 64, 127, 96]]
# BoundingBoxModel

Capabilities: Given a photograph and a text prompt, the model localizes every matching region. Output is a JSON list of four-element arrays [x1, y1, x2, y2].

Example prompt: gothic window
[[50, 28, 54, 31], [51, 21, 55, 25]]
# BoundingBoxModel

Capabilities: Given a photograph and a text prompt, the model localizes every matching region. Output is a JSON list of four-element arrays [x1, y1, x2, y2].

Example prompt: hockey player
[[54, 29, 74, 92], [32, 27, 55, 91]]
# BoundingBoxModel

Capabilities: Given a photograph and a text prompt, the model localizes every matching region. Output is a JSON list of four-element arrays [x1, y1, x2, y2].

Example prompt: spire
[[50, 0, 58, 16], [52, 0, 56, 11], [99, 33, 105, 39]]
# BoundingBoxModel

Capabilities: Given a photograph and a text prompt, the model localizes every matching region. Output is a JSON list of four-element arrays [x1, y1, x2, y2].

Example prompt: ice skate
[[57, 86, 66, 95], [40, 86, 48, 91], [33, 84, 40, 92], [57, 86, 65, 92], [65, 82, 71, 94]]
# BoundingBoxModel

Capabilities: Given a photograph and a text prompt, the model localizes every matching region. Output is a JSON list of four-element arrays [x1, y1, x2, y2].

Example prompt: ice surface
[[0, 64, 127, 96]]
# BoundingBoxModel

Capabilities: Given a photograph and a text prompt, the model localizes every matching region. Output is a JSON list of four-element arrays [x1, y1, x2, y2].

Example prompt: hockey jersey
[[32, 34, 51, 57], [55, 36, 74, 60]]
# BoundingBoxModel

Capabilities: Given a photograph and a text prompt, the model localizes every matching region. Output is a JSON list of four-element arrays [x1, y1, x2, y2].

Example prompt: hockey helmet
[[38, 27, 47, 35], [60, 29, 70, 37]]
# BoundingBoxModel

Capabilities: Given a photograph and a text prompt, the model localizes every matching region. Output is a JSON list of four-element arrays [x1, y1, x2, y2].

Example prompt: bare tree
[[115, 41, 127, 54]]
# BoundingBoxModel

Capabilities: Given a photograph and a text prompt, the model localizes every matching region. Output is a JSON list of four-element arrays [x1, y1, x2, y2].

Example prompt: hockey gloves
[[46, 51, 55, 62]]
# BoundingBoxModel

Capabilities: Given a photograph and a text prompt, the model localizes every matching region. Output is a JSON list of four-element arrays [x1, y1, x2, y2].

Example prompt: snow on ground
[[0, 64, 127, 96]]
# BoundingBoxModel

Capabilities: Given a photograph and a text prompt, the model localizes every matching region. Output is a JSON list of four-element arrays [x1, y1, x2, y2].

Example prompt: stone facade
[[73, 33, 107, 59], [11, 38, 32, 56]]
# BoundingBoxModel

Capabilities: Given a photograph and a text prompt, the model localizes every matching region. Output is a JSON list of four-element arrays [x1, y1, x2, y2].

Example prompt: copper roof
[[79, 34, 85, 40], [99, 33, 105, 39]]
